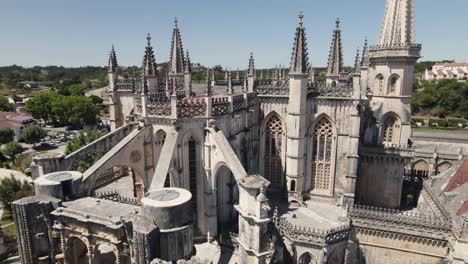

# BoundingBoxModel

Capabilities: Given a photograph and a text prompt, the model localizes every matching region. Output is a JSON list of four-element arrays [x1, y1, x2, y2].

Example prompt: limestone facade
[[13, 0, 468, 263]]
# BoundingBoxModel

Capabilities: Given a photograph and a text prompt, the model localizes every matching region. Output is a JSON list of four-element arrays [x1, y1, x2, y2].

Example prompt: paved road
[[412, 130, 468, 143]]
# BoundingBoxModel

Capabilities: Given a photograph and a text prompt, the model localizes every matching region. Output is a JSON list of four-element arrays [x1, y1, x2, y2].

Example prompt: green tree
[[3, 142, 22, 159], [21, 125, 47, 147], [65, 129, 107, 171], [0, 175, 33, 212], [0, 128, 15, 145], [24, 92, 56, 122], [89, 95, 103, 105], [0, 95, 14, 111], [65, 129, 106, 154]]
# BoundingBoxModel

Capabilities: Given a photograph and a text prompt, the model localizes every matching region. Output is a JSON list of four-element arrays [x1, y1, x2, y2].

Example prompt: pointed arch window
[[381, 114, 400, 145], [263, 114, 283, 186], [311, 118, 335, 192], [375, 74, 384, 94], [388, 75, 399, 95]]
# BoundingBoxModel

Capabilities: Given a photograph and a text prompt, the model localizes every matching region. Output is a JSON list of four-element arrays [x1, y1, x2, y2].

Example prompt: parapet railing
[[136, 91, 254, 119], [94, 190, 139, 206], [350, 204, 451, 232], [359, 143, 415, 158], [273, 209, 350, 245], [307, 83, 354, 98]]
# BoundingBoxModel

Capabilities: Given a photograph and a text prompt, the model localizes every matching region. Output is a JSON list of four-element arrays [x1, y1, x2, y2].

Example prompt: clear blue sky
[[1, 0, 467, 68]]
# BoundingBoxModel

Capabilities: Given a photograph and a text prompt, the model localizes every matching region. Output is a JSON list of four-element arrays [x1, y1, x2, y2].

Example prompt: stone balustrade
[[94, 190, 139, 206], [359, 143, 415, 158], [273, 209, 350, 245], [350, 204, 451, 232]]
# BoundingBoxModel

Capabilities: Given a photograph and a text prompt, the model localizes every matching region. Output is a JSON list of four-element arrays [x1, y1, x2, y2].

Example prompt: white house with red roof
[[0, 112, 34, 141], [423, 62, 468, 81]]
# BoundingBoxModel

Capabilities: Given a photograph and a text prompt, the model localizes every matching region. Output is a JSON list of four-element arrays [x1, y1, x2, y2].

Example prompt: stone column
[[236, 175, 271, 264], [343, 73, 362, 209], [203, 128, 216, 240], [286, 73, 308, 195], [141, 93, 148, 117], [171, 93, 177, 119]]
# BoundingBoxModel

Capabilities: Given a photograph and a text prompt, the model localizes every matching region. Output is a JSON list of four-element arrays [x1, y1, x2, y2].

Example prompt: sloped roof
[[443, 158, 468, 193]]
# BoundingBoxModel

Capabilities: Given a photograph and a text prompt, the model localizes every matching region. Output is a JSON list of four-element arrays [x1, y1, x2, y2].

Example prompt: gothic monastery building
[[12, 0, 468, 263]]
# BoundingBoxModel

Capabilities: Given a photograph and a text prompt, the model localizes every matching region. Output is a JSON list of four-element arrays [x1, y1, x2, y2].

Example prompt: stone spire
[[169, 17, 185, 75], [184, 49, 192, 73], [361, 37, 370, 67], [378, 0, 415, 47], [108, 45, 118, 73], [326, 18, 343, 77], [289, 12, 309, 75], [143, 33, 157, 76], [248, 53, 255, 76], [354, 48, 361, 74], [236, 68, 240, 80]]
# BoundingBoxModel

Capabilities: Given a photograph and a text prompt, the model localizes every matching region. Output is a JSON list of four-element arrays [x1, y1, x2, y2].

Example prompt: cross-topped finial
[[146, 33, 151, 45], [336, 17, 340, 29], [174, 17, 178, 28], [298, 11, 304, 27]]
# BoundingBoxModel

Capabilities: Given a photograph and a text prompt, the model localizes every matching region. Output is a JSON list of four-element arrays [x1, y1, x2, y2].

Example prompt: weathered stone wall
[[31, 124, 136, 178], [355, 229, 448, 264], [357, 156, 406, 208]]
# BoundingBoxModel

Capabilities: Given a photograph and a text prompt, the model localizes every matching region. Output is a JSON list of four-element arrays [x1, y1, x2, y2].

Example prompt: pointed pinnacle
[[146, 33, 151, 45], [336, 17, 340, 29], [298, 11, 304, 27], [174, 17, 178, 29]]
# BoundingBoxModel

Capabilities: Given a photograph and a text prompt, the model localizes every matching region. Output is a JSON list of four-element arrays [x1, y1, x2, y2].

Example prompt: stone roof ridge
[[108, 44, 118, 73], [169, 17, 185, 75], [289, 12, 309, 75], [326, 17, 343, 77], [142, 33, 158, 76]]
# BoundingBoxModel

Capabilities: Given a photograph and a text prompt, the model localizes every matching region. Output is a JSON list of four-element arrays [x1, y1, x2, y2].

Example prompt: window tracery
[[264, 114, 283, 186], [311, 118, 334, 192], [381, 115, 400, 145]]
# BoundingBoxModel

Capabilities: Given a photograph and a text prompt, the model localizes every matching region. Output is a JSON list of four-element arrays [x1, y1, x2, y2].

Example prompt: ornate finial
[[289, 12, 309, 75], [326, 18, 343, 77], [174, 17, 178, 28], [146, 33, 151, 45], [298, 11, 304, 27], [248, 52, 255, 76], [354, 47, 361, 74], [108, 44, 118, 73]]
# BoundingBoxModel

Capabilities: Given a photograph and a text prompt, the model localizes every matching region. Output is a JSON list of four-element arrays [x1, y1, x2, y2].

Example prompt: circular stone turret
[[141, 188, 192, 229], [34, 171, 82, 200]]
